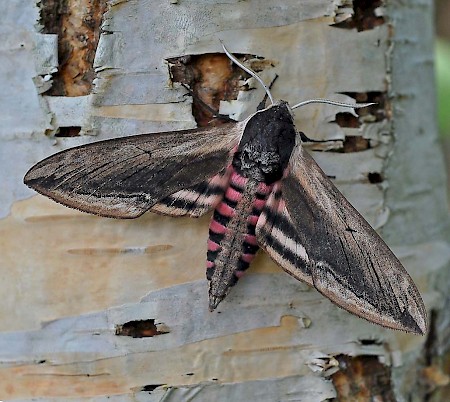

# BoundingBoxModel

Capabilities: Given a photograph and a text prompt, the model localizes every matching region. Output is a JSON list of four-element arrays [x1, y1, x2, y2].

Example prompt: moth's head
[[272, 99, 293, 113], [264, 100, 295, 123]]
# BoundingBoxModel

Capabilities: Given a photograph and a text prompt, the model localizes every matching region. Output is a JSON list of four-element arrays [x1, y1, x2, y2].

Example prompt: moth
[[24, 45, 427, 335]]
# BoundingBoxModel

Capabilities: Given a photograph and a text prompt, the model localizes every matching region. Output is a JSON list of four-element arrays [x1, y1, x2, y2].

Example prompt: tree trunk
[[1, 0, 449, 400]]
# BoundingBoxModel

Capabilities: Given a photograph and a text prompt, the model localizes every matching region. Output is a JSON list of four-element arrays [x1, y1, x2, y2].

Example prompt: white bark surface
[[1, 0, 448, 400]]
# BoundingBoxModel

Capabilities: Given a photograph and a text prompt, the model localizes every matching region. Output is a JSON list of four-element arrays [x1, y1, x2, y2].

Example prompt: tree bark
[[0, 0, 449, 400]]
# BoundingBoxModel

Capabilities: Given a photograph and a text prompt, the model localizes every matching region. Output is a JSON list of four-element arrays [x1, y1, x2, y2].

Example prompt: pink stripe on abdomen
[[206, 168, 275, 282]]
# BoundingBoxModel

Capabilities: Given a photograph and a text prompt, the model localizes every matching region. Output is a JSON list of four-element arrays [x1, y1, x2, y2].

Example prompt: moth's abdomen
[[206, 168, 273, 309]]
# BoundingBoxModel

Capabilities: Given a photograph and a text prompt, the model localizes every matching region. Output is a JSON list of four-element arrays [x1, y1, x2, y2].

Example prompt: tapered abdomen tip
[[208, 295, 224, 311]]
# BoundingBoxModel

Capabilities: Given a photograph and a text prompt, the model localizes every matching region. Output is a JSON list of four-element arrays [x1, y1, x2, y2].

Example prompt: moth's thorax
[[232, 102, 296, 184]]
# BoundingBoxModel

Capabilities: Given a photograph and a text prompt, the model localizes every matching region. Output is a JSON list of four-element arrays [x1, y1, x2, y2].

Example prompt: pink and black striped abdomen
[[206, 167, 273, 309]]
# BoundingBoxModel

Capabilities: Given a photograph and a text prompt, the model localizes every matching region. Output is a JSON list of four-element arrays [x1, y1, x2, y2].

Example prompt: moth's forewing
[[24, 123, 241, 218], [258, 144, 428, 335]]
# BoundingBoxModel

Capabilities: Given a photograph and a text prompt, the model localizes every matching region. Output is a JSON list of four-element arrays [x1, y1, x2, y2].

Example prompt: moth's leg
[[180, 83, 236, 123], [299, 131, 336, 178], [300, 132, 320, 143], [256, 74, 279, 111]]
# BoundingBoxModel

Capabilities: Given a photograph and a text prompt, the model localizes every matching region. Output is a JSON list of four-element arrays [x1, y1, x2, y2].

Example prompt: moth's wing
[[257, 145, 427, 335], [256, 181, 314, 287], [150, 166, 233, 217], [24, 123, 242, 218]]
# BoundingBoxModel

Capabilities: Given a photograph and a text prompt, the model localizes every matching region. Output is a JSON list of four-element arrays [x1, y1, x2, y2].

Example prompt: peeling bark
[[40, 0, 108, 96]]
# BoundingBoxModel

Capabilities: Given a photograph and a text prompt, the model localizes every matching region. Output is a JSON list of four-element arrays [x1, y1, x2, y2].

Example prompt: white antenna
[[221, 42, 274, 106], [292, 99, 375, 110]]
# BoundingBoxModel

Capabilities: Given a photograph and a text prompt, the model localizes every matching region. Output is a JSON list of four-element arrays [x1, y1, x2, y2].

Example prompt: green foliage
[[436, 39, 450, 137]]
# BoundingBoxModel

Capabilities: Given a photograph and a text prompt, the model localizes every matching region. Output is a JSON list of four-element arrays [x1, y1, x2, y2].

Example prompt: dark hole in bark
[[368, 172, 383, 183], [326, 91, 388, 153], [422, 310, 447, 401], [55, 126, 81, 137], [115, 319, 170, 338], [358, 338, 382, 345], [141, 384, 164, 393], [342, 136, 371, 153], [424, 309, 438, 366], [334, 0, 385, 31], [39, 0, 108, 96], [331, 355, 395, 401], [335, 112, 361, 128], [340, 91, 387, 122]]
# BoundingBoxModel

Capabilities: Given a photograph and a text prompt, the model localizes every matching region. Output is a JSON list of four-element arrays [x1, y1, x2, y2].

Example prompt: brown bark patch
[[342, 136, 371, 152], [115, 319, 170, 338], [334, 0, 385, 31], [168, 53, 246, 126], [331, 355, 396, 402], [340, 91, 387, 123], [39, 0, 108, 96], [327, 91, 388, 153], [168, 53, 274, 127]]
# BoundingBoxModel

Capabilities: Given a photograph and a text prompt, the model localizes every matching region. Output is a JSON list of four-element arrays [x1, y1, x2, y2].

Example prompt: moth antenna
[[221, 42, 275, 106], [291, 99, 376, 110]]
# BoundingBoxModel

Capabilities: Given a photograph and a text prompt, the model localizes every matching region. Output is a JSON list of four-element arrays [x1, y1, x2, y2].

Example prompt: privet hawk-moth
[[24, 45, 427, 335]]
